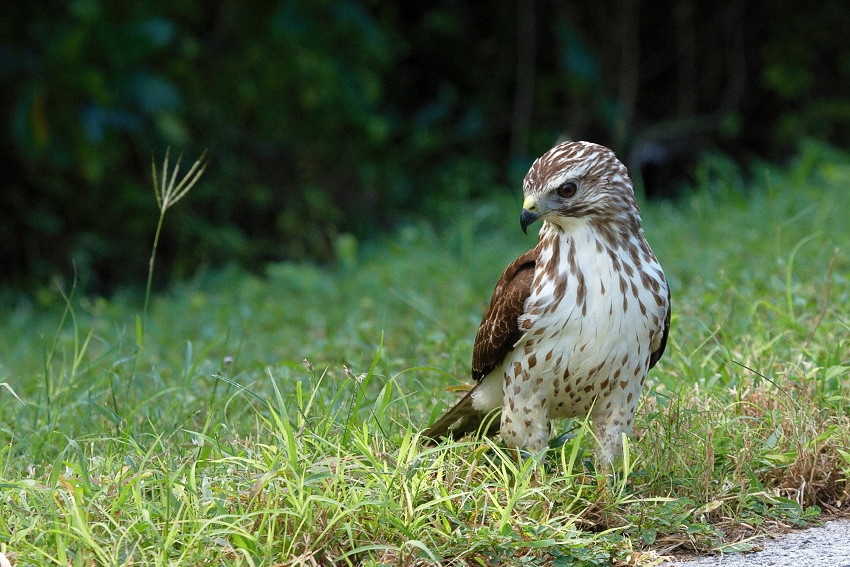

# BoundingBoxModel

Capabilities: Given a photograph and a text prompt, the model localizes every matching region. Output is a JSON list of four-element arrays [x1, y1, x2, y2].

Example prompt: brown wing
[[471, 246, 539, 382], [648, 284, 671, 370]]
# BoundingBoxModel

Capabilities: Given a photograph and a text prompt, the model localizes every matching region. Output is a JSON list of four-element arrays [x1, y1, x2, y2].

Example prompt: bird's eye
[[557, 181, 577, 198]]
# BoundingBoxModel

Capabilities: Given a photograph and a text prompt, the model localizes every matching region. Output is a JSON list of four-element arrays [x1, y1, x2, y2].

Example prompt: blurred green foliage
[[2, 1, 849, 292]]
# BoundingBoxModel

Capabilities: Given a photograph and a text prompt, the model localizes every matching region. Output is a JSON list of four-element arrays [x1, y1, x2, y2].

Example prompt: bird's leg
[[591, 410, 633, 469], [591, 383, 642, 463], [500, 398, 549, 456]]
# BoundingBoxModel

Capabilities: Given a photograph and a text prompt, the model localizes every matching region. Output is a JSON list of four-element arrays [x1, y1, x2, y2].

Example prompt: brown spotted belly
[[517, 315, 651, 422]]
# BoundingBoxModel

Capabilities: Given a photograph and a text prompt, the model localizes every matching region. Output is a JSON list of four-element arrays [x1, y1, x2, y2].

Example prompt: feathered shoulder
[[471, 244, 540, 381]]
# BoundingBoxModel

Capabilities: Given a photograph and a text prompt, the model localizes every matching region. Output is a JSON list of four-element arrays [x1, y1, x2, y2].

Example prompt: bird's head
[[520, 141, 639, 234]]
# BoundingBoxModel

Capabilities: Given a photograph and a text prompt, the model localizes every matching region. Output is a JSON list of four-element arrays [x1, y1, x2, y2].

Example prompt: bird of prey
[[423, 141, 670, 463]]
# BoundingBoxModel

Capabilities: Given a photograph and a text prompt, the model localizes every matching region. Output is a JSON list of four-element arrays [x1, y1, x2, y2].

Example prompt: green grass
[[1, 141, 849, 566]]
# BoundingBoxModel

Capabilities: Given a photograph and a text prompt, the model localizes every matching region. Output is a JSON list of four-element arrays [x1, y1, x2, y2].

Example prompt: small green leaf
[[0, 382, 24, 404], [715, 541, 755, 553], [824, 365, 849, 381], [230, 533, 256, 554]]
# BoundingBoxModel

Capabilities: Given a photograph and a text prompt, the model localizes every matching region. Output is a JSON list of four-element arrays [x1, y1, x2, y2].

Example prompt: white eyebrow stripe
[[543, 164, 590, 193]]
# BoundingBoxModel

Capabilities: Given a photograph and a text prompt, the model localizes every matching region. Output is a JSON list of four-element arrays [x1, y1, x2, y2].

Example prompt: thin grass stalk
[[141, 205, 167, 333], [142, 149, 207, 337]]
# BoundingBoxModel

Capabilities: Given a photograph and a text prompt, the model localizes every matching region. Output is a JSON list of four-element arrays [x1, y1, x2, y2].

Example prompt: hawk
[[424, 141, 670, 463]]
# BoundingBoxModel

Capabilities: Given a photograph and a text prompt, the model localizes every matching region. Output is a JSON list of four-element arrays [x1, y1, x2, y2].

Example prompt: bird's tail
[[422, 386, 500, 444]]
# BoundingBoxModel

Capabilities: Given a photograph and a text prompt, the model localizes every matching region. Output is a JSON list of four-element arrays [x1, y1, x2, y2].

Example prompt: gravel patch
[[661, 519, 850, 567]]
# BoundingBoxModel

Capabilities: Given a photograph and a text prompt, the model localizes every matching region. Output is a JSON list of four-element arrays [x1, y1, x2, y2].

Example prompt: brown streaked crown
[[523, 141, 639, 223]]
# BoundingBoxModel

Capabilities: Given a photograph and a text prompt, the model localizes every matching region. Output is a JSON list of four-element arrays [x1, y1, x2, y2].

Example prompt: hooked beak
[[520, 195, 541, 234]]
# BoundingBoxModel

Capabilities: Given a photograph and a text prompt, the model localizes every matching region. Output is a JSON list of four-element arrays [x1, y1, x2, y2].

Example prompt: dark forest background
[[3, 0, 849, 293]]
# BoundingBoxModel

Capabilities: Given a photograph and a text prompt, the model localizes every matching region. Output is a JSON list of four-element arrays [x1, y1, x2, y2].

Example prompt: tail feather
[[422, 387, 500, 444]]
